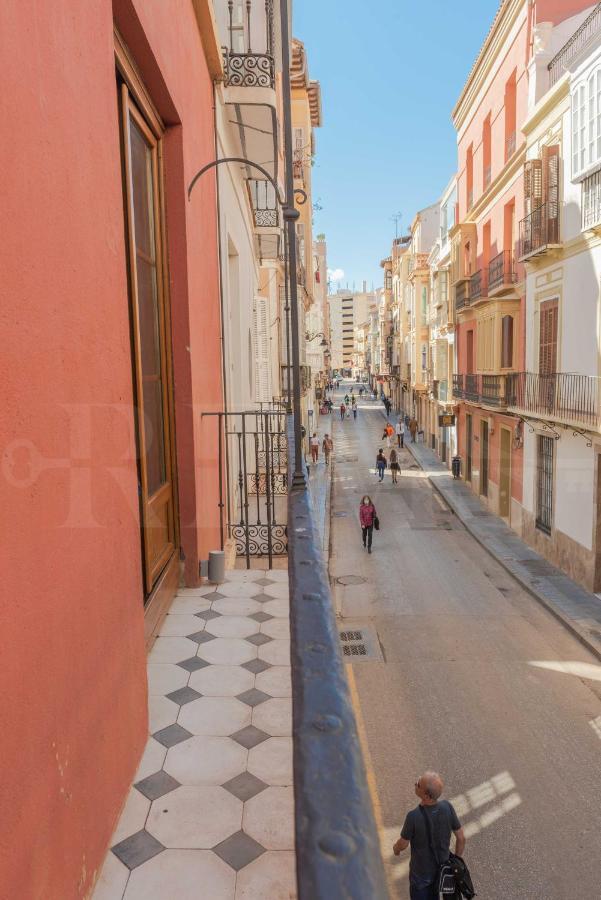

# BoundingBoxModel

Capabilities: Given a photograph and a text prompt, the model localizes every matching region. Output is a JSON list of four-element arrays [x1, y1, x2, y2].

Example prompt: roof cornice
[[452, 0, 524, 131]]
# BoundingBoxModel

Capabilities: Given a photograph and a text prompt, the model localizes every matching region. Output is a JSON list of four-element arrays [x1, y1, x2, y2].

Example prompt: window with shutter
[[253, 297, 271, 402], [539, 299, 558, 375], [524, 159, 543, 215], [501, 315, 513, 368], [543, 145, 560, 243]]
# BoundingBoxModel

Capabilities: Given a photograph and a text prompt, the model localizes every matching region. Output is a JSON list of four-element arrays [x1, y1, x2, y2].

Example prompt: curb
[[405, 442, 601, 664]]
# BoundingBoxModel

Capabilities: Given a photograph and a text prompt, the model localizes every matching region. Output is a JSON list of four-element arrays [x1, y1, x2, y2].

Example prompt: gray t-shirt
[[401, 801, 461, 881]]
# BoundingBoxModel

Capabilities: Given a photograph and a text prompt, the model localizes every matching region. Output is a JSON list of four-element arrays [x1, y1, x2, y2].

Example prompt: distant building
[[328, 287, 375, 373]]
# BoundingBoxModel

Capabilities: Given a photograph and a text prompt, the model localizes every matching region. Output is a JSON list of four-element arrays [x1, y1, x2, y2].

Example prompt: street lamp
[[305, 331, 328, 348]]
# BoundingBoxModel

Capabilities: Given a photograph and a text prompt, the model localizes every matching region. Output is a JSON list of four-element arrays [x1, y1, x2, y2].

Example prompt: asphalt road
[[327, 380, 601, 899]]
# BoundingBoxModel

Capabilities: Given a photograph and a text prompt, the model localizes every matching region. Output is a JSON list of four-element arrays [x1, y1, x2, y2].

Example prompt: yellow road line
[[345, 663, 385, 834]]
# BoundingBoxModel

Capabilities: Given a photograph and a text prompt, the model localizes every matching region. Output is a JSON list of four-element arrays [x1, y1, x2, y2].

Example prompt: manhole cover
[[333, 511, 348, 518], [336, 575, 367, 586]]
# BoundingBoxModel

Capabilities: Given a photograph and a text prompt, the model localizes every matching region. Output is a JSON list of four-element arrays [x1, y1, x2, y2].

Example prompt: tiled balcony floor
[[93, 566, 295, 900]]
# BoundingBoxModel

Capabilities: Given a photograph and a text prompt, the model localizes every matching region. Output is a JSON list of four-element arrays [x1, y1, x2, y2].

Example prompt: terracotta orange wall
[[0, 1, 221, 897], [536, 0, 595, 24]]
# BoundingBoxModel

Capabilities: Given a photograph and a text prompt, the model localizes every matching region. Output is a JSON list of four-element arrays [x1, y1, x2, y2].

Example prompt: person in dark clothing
[[359, 495, 376, 553], [393, 771, 466, 900], [376, 449, 387, 482]]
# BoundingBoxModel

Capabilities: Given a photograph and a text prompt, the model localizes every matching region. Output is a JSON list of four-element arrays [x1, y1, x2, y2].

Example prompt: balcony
[[518, 203, 561, 260], [469, 269, 486, 303], [248, 178, 278, 226], [488, 250, 517, 295], [454, 280, 470, 312], [548, 3, 601, 87], [222, 0, 275, 89], [506, 372, 601, 430], [453, 374, 510, 407], [453, 374, 465, 399]]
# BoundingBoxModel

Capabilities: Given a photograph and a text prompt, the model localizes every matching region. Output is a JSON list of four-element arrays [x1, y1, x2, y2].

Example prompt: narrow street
[[328, 381, 601, 900]]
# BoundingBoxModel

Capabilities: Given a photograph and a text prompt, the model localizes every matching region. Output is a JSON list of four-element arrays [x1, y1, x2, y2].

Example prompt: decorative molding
[[191, 0, 224, 81], [522, 77, 569, 136]]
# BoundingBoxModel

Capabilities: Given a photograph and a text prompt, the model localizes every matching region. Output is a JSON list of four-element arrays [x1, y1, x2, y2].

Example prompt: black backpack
[[419, 806, 476, 899]]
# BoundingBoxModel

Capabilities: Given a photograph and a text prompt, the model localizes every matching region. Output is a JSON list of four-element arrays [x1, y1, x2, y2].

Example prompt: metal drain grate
[[343, 643, 367, 656], [337, 622, 382, 662], [340, 630, 363, 641]]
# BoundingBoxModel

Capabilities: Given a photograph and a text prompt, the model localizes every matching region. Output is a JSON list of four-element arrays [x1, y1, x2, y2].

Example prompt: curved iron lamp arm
[[188, 156, 307, 207]]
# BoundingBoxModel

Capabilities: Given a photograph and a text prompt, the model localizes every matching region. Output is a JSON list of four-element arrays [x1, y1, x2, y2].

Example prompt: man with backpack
[[393, 771, 467, 900]]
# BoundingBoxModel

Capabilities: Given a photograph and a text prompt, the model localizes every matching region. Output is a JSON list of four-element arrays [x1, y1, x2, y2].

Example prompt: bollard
[[208, 550, 225, 584]]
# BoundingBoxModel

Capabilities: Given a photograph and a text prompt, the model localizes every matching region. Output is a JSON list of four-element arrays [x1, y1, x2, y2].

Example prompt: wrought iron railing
[[465, 373, 479, 401], [248, 178, 278, 227], [481, 375, 505, 407], [488, 250, 517, 291], [452, 374, 465, 399], [519, 202, 561, 259], [455, 280, 470, 311], [286, 417, 389, 898], [453, 374, 509, 406], [223, 0, 275, 88], [470, 269, 486, 301], [548, 2, 601, 86], [506, 372, 601, 429], [582, 169, 601, 230]]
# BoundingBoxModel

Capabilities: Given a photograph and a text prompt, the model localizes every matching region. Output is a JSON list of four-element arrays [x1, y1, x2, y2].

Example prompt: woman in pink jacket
[[359, 495, 377, 554]]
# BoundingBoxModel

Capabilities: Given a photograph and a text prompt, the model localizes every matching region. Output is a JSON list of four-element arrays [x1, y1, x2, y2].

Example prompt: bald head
[[419, 771, 444, 802]]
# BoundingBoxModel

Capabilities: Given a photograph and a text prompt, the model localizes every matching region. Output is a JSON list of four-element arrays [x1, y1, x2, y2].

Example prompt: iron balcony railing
[[506, 372, 601, 429], [223, 0, 275, 88], [469, 269, 486, 302], [452, 374, 465, 399], [518, 202, 561, 259], [453, 374, 509, 406], [248, 178, 278, 227], [454, 280, 470, 311], [465, 373, 479, 401], [488, 250, 517, 291], [548, 2, 601, 86]]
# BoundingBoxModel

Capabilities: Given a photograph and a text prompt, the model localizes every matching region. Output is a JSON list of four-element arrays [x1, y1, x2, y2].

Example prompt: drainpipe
[[279, 0, 305, 489]]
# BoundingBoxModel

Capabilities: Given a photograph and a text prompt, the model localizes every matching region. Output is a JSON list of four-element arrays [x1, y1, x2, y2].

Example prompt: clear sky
[[293, 0, 502, 291]]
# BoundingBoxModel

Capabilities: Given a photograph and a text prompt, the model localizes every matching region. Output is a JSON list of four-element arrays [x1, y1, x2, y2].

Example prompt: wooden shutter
[[524, 159, 543, 215], [539, 299, 558, 375], [501, 315, 514, 368], [543, 145, 560, 243], [253, 297, 271, 401]]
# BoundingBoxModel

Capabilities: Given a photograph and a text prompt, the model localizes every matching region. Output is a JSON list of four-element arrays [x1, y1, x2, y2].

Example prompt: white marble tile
[[124, 849, 235, 900], [243, 787, 294, 850], [255, 667, 292, 698], [260, 619, 290, 640], [92, 847, 129, 900], [247, 737, 293, 786], [261, 600, 289, 619], [261, 582, 290, 600], [148, 695, 180, 732], [234, 851, 296, 900], [158, 615, 205, 637], [146, 786, 242, 848], [189, 664, 254, 697], [199, 637, 257, 666], [205, 616, 257, 639], [148, 636, 199, 664], [258, 639, 290, 667], [212, 598, 262, 617], [177, 585, 218, 596], [168, 597, 212, 614], [111, 786, 150, 845], [178, 696, 251, 736], [263, 569, 289, 582], [147, 665, 188, 698], [252, 699, 292, 737], [217, 581, 262, 598], [164, 736, 247, 786], [134, 737, 167, 782], [223, 569, 264, 582]]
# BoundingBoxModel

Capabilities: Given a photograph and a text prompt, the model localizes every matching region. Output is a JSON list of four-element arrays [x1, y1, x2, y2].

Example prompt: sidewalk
[[93, 564, 294, 900], [306, 411, 333, 562], [407, 439, 601, 663]]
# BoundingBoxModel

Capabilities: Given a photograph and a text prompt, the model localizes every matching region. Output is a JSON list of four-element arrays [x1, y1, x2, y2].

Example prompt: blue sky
[[293, 0, 501, 291]]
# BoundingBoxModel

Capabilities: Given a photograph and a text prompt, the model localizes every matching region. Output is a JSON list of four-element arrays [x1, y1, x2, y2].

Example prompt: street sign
[[438, 414, 456, 427]]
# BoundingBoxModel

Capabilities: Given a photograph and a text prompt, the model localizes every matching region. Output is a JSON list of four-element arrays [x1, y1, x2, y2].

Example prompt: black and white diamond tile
[[93, 567, 293, 900]]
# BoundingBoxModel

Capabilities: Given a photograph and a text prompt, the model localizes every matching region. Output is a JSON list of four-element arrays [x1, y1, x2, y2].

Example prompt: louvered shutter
[[539, 300, 558, 375], [524, 159, 543, 215], [543, 145, 560, 243], [253, 297, 271, 401]]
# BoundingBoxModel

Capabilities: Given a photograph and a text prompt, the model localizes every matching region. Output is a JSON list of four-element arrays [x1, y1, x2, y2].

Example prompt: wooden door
[[500, 427, 511, 519], [480, 420, 489, 497], [120, 86, 177, 596], [466, 414, 473, 483]]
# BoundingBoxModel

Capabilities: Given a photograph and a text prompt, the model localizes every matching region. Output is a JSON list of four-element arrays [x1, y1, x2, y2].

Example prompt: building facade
[[328, 288, 375, 374]]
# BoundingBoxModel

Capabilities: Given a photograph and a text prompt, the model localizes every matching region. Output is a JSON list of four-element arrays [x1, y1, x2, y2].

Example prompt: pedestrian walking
[[396, 419, 405, 448], [310, 432, 319, 464], [389, 447, 400, 483], [409, 417, 418, 443], [322, 433, 333, 465], [376, 449, 387, 482], [353, 406, 357, 420], [393, 771, 466, 900], [385, 422, 394, 448], [359, 386, 364, 397], [340, 402, 346, 420], [359, 495, 377, 554]]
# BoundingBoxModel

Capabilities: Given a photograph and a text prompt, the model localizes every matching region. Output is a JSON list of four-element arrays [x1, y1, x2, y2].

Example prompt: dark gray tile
[[186, 630, 216, 645], [152, 724, 193, 748], [212, 830, 265, 871], [221, 771, 268, 802], [255, 577, 275, 587], [111, 830, 164, 870], [251, 594, 270, 603], [230, 725, 270, 749], [195, 608, 222, 621], [246, 633, 272, 646], [241, 658, 272, 675], [211, 592, 226, 600], [177, 657, 209, 673], [249, 611, 274, 623], [135, 770, 180, 801], [236, 688, 271, 708], [166, 686, 202, 706]]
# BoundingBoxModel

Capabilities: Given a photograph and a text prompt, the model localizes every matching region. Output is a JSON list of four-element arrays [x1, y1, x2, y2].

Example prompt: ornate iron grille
[[488, 250, 516, 291], [506, 372, 600, 429], [469, 269, 486, 301], [519, 202, 561, 259], [536, 435, 554, 534], [223, 0, 275, 88]]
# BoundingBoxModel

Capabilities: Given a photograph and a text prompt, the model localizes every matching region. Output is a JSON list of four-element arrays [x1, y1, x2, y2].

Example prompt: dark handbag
[[373, 516, 380, 531], [418, 806, 457, 897]]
